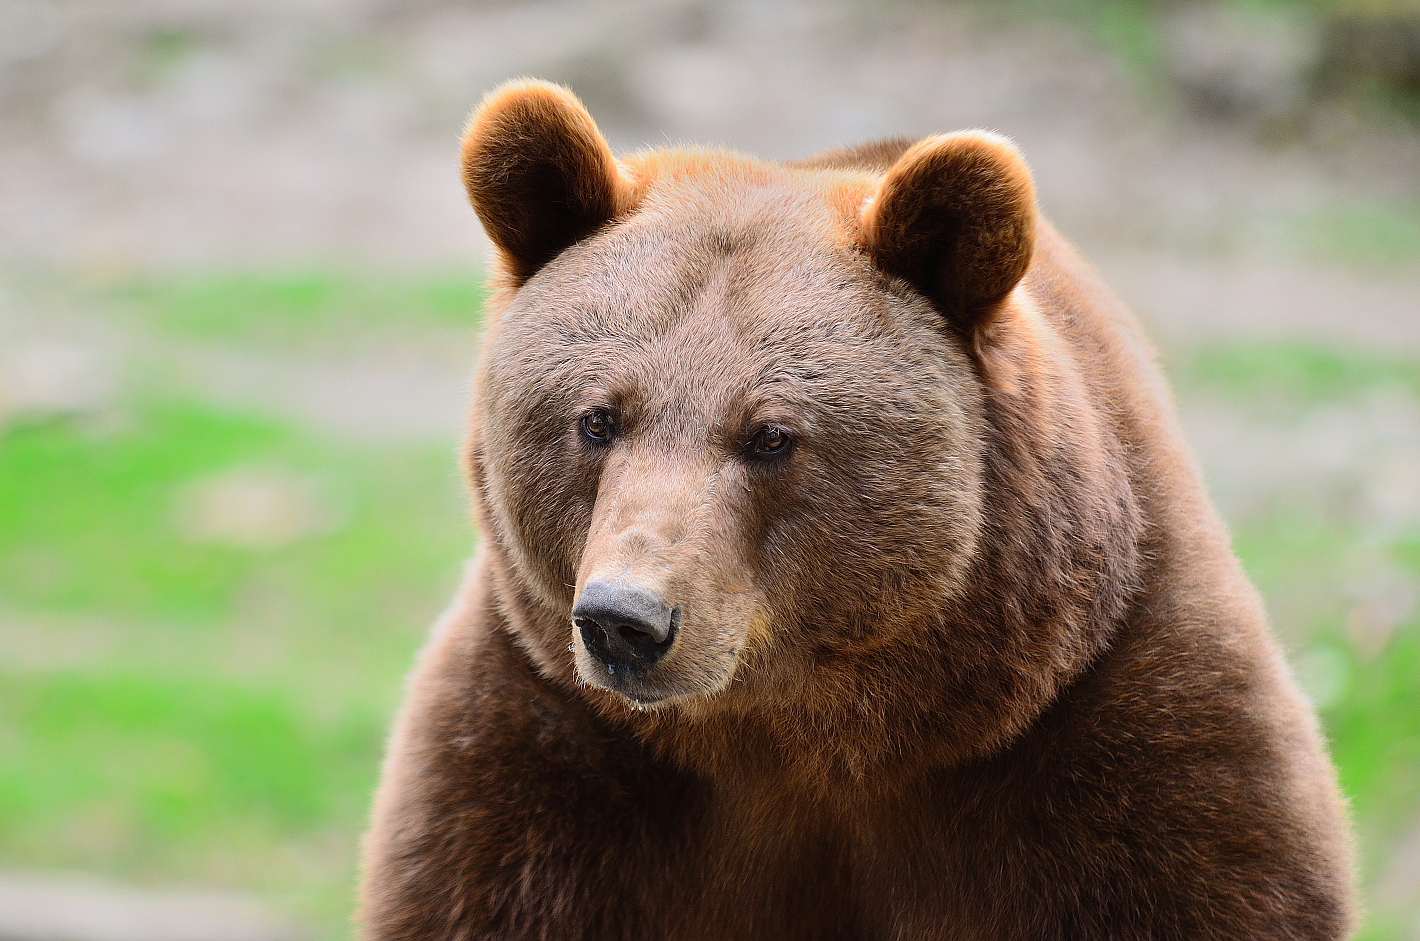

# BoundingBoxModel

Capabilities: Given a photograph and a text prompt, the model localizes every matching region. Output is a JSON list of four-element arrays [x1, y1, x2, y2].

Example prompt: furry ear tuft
[[461, 80, 631, 285], [860, 132, 1037, 336]]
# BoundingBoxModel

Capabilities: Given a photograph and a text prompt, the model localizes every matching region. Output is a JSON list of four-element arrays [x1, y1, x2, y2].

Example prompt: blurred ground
[[1, 0, 1418, 939]]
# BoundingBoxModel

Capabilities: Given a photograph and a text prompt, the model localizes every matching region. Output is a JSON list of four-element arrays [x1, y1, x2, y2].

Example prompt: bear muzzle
[[572, 579, 680, 696]]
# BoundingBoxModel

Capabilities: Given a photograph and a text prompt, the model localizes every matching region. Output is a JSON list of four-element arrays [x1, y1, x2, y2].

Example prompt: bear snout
[[572, 580, 678, 680]]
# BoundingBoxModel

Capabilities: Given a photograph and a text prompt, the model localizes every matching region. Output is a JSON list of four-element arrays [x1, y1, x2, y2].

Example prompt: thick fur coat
[[358, 80, 1356, 940]]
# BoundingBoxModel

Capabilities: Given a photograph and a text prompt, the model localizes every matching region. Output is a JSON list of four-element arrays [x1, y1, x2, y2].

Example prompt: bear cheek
[[479, 401, 598, 612], [757, 443, 982, 650]]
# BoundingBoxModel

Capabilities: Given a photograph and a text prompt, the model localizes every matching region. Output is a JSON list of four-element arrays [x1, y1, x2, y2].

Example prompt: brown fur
[[358, 80, 1357, 940]]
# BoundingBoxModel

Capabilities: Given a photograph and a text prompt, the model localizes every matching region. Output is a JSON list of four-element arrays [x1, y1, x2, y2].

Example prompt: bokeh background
[[2, 0, 1418, 938]]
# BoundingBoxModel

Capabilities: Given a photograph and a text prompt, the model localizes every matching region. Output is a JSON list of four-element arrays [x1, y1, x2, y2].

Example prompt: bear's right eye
[[748, 425, 793, 459], [580, 409, 615, 444]]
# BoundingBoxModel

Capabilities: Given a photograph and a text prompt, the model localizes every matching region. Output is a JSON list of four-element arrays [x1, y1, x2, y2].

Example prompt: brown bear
[[357, 79, 1357, 940]]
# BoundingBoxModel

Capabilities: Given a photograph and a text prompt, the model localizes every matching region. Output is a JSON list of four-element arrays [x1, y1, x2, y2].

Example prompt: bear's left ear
[[462, 79, 634, 286], [859, 132, 1036, 338]]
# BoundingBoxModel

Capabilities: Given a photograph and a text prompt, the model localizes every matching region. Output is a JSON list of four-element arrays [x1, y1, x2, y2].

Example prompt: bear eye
[[580, 409, 615, 444], [749, 425, 792, 459]]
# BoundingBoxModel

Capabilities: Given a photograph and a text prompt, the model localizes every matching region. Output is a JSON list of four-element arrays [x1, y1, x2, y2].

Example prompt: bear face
[[475, 174, 987, 706], [463, 81, 1142, 776]]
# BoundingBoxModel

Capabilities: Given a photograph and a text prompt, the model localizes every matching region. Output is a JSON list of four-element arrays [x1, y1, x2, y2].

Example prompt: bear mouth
[[580, 662, 680, 707]]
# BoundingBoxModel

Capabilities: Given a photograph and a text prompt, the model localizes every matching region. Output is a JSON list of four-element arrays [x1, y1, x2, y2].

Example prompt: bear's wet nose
[[573, 580, 677, 671]]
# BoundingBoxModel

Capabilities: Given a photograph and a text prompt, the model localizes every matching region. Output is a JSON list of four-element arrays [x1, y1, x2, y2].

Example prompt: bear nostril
[[617, 621, 654, 645]]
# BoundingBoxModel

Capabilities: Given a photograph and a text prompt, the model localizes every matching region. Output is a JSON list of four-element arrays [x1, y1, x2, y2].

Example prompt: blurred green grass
[[1, 273, 482, 936], [0, 395, 472, 933], [102, 271, 490, 343], [1183, 340, 1420, 401], [1291, 202, 1420, 271], [1, 274, 1418, 938]]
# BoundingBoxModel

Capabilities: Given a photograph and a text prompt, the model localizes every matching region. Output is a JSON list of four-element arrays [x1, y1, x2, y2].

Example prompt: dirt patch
[[0, 870, 307, 941]]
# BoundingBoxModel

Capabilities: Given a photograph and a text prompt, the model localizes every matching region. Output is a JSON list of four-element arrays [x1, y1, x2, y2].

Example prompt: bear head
[[461, 80, 1141, 780]]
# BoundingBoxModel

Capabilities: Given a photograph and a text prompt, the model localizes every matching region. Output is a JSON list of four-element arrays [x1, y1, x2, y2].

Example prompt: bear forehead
[[497, 165, 952, 377]]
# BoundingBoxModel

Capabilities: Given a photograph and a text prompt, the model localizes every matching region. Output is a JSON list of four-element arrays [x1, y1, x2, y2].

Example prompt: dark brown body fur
[[359, 83, 1355, 940]]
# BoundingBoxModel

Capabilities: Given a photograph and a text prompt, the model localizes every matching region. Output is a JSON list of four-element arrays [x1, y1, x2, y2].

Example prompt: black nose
[[573, 580, 677, 673]]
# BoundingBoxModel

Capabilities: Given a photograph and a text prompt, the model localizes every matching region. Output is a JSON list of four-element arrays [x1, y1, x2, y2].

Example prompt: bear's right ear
[[461, 80, 633, 285], [859, 132, 1037, 340]]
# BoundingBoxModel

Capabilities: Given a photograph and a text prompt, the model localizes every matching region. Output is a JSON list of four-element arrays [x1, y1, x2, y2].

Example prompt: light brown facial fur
[[359, 81, 1356, 941], [472, 163, 998, 713]]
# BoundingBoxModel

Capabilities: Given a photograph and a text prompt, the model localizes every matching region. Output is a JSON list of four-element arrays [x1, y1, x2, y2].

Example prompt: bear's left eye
[[748, 425, 792, 459], [580, 409, 615, 444]]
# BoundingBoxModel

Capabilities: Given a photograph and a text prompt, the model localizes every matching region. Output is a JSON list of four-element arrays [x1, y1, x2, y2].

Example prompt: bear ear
[[461, 80, 632, 285], [859, 131, 1037, 337]]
